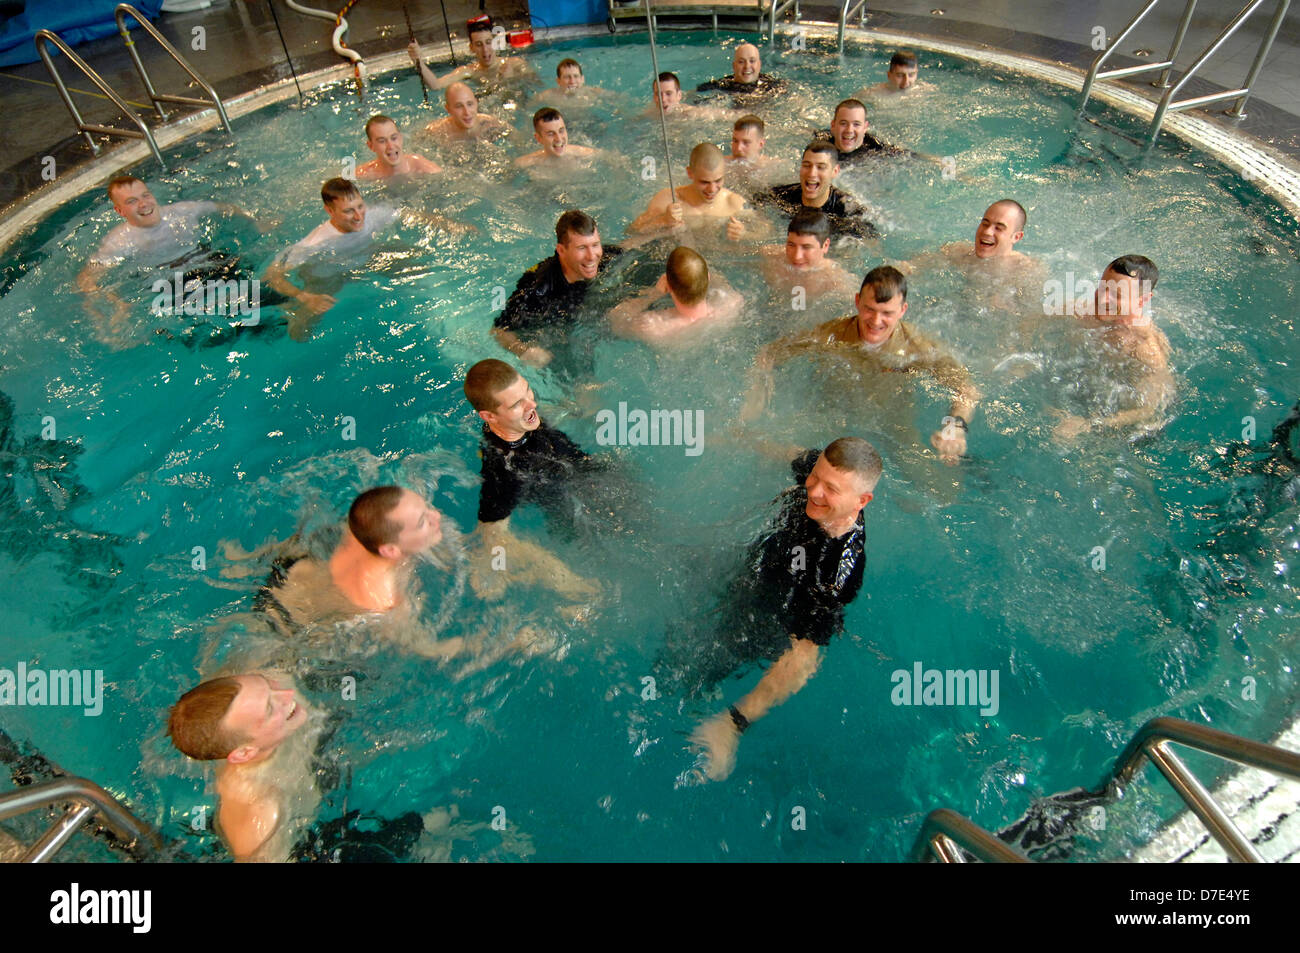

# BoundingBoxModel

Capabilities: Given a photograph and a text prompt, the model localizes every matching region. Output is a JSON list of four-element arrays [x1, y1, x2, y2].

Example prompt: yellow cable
[[0, 70, 152, 109]]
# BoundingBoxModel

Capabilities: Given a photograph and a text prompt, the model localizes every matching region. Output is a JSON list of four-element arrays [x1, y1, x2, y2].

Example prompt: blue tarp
[[0, 0, 165, 68], [529, 0, 605, 29]]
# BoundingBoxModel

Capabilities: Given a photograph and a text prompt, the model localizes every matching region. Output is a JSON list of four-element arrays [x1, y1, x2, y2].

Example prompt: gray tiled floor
[[1, 0, 1297, 211]]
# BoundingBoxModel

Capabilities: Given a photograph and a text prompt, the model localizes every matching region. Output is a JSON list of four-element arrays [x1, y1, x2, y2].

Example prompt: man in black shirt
[[816, 99, 906, 165], [463, 359, 602, 600], [696, 42, 788, 108], [689, 437, 883, 782], [758, 140, 879, 240], [492, 209, 622, 370]]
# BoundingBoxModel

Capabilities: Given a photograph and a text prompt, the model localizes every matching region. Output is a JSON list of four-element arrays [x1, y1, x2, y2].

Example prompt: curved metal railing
[[115, 3, 233, 135], [0, 776, 161, 862], [34, 29, 164, 164]]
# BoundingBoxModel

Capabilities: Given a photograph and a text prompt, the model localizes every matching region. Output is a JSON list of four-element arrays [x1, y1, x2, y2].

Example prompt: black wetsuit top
[[814, 129, 907, 164], [477, 419, 599, 524], [741, 449, 866, 647], [696, 72, 788, 107], [759, 184, 878, 239], [493, 247, 623, 344]]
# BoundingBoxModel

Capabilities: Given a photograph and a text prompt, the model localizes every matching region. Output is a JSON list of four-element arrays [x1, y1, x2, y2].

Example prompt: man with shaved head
[[424, 82, 511, 146], [900, 199, 1045, 306], [696, 42, 787, 107], [630, 142, 753, 241], [609, 246, 744, 345]]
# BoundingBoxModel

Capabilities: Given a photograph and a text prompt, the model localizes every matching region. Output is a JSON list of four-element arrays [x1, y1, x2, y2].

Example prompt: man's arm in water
[[690, 635, 821, 781], [629, 188, 682, 234], [1054, 333, 1173, 440], [472, 519, 599, 601], [910, 338, 981, 462], [740, 325, 826, 422], [608, 276, 668, 341], [76, 260, 132, 342], [262, 259, 337, 336]]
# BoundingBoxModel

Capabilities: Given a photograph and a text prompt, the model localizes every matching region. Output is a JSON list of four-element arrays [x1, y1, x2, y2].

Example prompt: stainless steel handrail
[[115, 2, 233, 136], [1147, 0, 1290, 142], [767, 0, 799, 46], [34, 29, 165, 165], [0, 775, 161, 862], [1079, 0, 1197, 110], [837, 0, 867, 53], [911, 808, 1031, 863], [1078, 0, 1290, 144]]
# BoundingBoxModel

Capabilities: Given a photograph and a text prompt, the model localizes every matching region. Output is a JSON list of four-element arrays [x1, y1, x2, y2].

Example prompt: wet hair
[[168, 677, 245, 761], [321, 177, 360, 207], [465, 358, 522, 413], [557, 58, 583, 77], [788, 209, 831, 244], [734, 114, 764, 135], [688, 142, 725, 172], [859, 265, 907, 303], [107, 175, 143, 202], [655, 71, 680, 91], [834, 99, 868, 119], [890, 50, 918, 70], [1107, 254, 1159, 290], [666, 246, 709, 306], [467, 14, 493, 37], [803, 139, 839, 162], [364, 114, 396, 139], [555, 209, 598, 245], [533, 107, 563, 130], [990, 198, 1027, 231], [822, 437, 884, 493], [348, 485, 405, 555]]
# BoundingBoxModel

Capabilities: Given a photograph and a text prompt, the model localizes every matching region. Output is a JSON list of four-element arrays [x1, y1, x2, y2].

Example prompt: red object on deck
[[508, 29, 534, 47]]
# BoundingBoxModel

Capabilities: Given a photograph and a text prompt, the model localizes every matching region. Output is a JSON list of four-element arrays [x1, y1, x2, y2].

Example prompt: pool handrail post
[[837, 0, 867, 54], [1154, 0, 1198, 88], [910, 809, 1031, 863], [33, 29, 166, 167], [1225, 0, 1290, 119], [1079, 0, 1163, 112], [1147, 0, 1279, 142], [0, 775, 163, 862], [114, 3, 234, 137], [1104, 716, 1300, 861]]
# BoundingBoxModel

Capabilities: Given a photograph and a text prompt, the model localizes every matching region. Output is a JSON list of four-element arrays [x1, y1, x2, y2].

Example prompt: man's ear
[[477, 409, 494, 425], [227, 744, 259, 765], [820, 239, 831, 255], [377, 542, 402, 560], [860, 491, 873, 507]]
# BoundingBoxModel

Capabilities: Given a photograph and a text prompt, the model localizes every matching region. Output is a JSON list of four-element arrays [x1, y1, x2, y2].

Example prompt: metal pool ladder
[[912, 716, 1300, 862], [0, 776, 161, 862], [35, 2, 232, 167], [1078, 0, 1291, 144]]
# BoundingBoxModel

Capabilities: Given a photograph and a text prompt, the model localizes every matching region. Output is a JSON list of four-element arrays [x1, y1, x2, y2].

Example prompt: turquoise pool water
[[1, 30, 1298, 861]]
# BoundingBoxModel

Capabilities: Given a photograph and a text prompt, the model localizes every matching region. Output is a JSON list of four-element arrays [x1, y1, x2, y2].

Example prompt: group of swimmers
[[72, 15, 1174, 861]]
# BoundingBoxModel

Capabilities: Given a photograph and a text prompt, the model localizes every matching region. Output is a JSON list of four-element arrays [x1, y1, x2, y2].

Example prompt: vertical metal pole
[[1226, 0, 1289, 118], [1155, 0, 1199, 88], [644, 0, 676, 197]]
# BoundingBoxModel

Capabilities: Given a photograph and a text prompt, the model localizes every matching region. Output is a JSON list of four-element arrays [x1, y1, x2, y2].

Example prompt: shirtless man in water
[[168, 671, 319, 862], [1052, 254, 1173, 441], [424, 83, 512, 147], [630, 143, 755, 242], [609, 246, 743, 346], [514, 108, 603, 171], [408, 14, 536, 93], [355, 115, 441, 180]]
